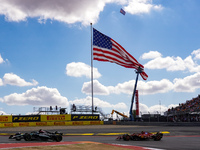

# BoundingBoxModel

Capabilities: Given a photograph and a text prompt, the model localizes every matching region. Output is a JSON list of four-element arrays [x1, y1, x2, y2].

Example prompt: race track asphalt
[[0, 124, 200, 150]]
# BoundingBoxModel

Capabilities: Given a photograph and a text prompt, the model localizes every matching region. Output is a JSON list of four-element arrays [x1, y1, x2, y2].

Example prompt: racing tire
[[154, 134, 162, 141], [54, 135, 62, 142], [24, 133, 32, 141], [16, 136, 21, 141], [132, 135, 140, 141], [123, 134, 130, 141]]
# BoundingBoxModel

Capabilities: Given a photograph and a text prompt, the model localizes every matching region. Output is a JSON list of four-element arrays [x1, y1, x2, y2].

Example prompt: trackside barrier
[[0, 116, 12, 123], [0, 114, 102, 128], [0, 115, 72, 123], [0, 121, 104, 128], [0, 114, 99, 123], [41, 114, 71, 122]]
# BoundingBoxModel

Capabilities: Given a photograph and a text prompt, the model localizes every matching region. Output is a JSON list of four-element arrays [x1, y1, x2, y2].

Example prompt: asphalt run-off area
[[0, 124, 200, 150]]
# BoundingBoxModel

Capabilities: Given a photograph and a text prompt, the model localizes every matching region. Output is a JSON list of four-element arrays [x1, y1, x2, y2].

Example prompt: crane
[[111, 110, 128, 118]]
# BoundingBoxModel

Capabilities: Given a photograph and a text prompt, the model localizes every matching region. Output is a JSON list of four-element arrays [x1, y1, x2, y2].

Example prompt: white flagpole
[[90, 23, 94, 114]]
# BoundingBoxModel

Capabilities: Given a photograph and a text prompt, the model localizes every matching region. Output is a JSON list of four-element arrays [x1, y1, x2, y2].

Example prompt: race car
[[116, 131, 163, 141], [8, 132, 25, 141], [9, 129, 63, 142]]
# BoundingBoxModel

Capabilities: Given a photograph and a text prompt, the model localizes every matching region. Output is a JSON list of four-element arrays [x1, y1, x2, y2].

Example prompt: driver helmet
[[39, 129, 45, 133]]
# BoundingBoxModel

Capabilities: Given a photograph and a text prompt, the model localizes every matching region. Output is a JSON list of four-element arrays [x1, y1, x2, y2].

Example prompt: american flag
[[120, 8, 126, 15], [93, 28, 148, 80]]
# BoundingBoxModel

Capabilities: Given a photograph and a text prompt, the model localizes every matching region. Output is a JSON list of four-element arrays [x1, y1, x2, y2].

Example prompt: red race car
[[116, 131, 163, 141]]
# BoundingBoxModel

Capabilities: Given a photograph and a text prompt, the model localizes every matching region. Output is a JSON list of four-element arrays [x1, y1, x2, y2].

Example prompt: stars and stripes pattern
[[93, 28, 148, 80]]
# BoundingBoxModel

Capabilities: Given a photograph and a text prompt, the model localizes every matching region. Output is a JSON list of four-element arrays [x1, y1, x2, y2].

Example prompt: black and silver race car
[[9, 129, 63, 142]]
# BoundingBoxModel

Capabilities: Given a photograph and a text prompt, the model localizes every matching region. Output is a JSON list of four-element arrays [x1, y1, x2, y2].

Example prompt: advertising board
[[12, 115, 41, 122], [41, 114, 71, 122], [0, 116, 12, 122], [71, 114, 99, 121]]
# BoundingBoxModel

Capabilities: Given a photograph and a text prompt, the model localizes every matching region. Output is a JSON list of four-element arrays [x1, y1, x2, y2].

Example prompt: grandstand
[[167, 95, 200, 122]]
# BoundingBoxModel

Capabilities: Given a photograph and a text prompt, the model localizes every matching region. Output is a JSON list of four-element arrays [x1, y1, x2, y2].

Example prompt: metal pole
[[129, 72, 139, 121], [129, 67, 143, 121], [90, 23, 94, 114]]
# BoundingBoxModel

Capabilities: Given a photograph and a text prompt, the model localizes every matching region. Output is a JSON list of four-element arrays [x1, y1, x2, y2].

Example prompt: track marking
[[106, 143, 165, 150], [96, 133, 129, 136], [0, 141, 165, 150], [150, 131, 170, 134], [65, 133, 94, 136], [0, 141, 78, 149]]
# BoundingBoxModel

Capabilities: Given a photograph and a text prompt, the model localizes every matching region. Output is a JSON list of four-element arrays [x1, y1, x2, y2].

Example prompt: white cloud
[[124, 0, 163, 15], [108, 80, 134, 95], [173, 72, 200, 92], [119, 79, 173, 95], [191, 48, 200, 60], [148, 105, 166, 114], [2, 73, 38, 86], [0, 0, 106, 25], [0, 54, 4, 64], [139, 103, 178, 115], [143, 50, 200, 73], [168, 104, 179, 109], [139, 103, 149, 114], [0, 110, 7, 115], [0, 78, 3, 86], [141, 51, 162, 59], [69, 96, 127, 110], [82, 80, 109, 95], [0, 86, 69, 106], [144, 56, 187, 71], [26, 112, 40, 115], [82, 79, 174, 96], [82, 73, 200, 95], [0, 0, 162, 25], [66, 62, 101, 79], [138, 79, 173, 95], [108, 79, 173, 95]]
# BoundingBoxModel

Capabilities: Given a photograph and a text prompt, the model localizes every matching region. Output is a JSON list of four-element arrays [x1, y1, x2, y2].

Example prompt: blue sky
[[0, 0, 200, 117]]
